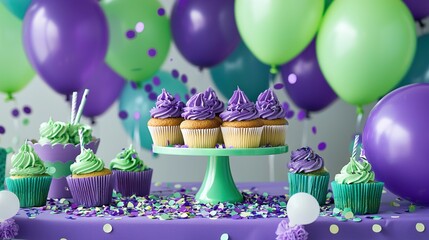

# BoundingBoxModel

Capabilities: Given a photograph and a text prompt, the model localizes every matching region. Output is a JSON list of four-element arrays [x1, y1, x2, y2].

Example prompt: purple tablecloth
[[14, 182, 429, 240]]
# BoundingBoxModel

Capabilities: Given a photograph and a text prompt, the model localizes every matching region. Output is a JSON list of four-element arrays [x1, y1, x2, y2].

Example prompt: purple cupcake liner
[[112, 169, 153, 197], [66, 173, 113, 207]]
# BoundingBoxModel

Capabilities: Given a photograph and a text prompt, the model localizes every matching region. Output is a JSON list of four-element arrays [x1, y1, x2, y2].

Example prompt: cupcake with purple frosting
[[203, 87, 225, 143], [220, 87, 263, 148], [180, 93, 221, 148], [148, 89, 185, 146], [288, 147, 330, 205], [256, 89, 288, 146]]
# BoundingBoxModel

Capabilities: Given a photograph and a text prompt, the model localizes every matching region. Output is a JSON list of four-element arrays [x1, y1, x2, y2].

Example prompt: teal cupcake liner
[[288, 172, 330, 206], [331, 181, 384, 214], [6, 176, 52, 208]]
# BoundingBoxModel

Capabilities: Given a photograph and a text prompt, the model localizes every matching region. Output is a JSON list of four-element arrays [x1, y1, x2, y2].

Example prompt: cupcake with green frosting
[[66, 148, 113, 207], [110, 145, 153, 197], [5, 142, 53, 208], [331, 151, 384, 214]]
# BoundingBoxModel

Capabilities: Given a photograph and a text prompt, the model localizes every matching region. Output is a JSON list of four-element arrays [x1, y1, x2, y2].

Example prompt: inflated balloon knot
[[4, 93, 14, 102], [356, 106, 364, 116], [270, 65, 278, 75]]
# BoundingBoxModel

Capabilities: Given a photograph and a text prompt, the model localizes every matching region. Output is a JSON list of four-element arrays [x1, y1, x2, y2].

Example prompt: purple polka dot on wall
[[23, 106, 32, 114], [174, 93, 181, 101], [185, 94, 190, 101], [130, 82, 138, 89], [152, 76, 160, 86], [171, 69, 179, 79], [157, 8, 165, 16], [285, 110, 294, 119], [288, 73, 297, 84], [190, 88, 197, 95], [312, 126, 317, 135], [0, 125, 5, 134], [274, 83, 284, 90], [144, 84, 152, 92], [297, 110, 306, 121], [318, 142, 327, 151], [118, 110, 128, 120], [134, 112, 141, 120], [11, 108, 19, 118], [148, 48, 157, 58], [135, 22, 144, 33], [181, 74, 188, 83], [149, 92, 157, 101], [170, 58, 173, 61], [126, 30, 136, 39], [282, 102, 289, 111]]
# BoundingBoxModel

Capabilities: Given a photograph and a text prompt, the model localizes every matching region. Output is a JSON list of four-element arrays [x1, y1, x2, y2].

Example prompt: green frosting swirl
[[70, 149, 104, 175], [335, 158, 375, 184], [10, 143, 48, 176], [67, 123, 93, 145], [110, 145, 146, 172], [39, 118, 93, 145]]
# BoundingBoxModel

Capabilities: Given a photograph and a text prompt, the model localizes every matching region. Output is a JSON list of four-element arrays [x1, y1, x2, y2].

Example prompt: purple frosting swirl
[[288, 147, 324, 173], [256, 89, 285, 120], [219, 88, 259, 121], [150, 89, 185, 118], [181, 93, 215, 120], [203, 87, 224, 115]]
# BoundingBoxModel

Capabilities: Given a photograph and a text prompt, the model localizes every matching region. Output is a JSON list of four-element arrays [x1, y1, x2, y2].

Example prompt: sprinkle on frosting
[[203, 87, 224, 115], [288, 147, 324, 173], [150, 89, 185, 118], [110, 145, 147, 172], [334, 155, 375, 184], [39, 118, 69, 144], [70, 149, 104, 175], [219, 87, 259, 121], [10, 142, 48, 176], [181, 93, 215, 120], [256, 89, 285, 120]]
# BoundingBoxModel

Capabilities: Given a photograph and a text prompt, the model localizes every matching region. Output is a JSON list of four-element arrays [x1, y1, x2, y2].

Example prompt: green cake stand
[[152, 145, 288, 204]]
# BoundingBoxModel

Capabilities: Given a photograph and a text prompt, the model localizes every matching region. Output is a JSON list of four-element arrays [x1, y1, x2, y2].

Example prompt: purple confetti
[[148, 48, 157, 58], [171, 69, 179, 79], [130, 82, 138, 89], [144, 84, 152, 92], [190, 88, 197, 95], [0, 125, 5, 134], [174, 94, 181, 101], [157, 8, 165, 16], [118, 111, 128, 120], [282, 102, 289, 111], [11, 108, 19, 118], [297, 110, 306, 121], [152, 76, 161, 86], [23, 105, 32, 114], [126, 30, 136, 39], [185, 94, 190, 101], [274, 83, 284, 90], [181, 74, 188, 83], [285, 110, 294, 119], [134, 112, 141, 120], [312, 126, 317, 135], [149, 92, 158, 101], [318, 142, 327, 151]]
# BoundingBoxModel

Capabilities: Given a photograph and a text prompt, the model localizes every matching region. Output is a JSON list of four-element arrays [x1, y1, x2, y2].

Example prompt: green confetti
[[353, 217, 362, 222], [409, 204, 416, 213], [127, 202, 134, 208], [173, 192, 181, 198]]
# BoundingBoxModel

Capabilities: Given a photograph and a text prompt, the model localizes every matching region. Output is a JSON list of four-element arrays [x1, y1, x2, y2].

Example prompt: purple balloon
[[23, 0, 108, 96], [403, 0, 429, 20], [363, 83, 429, 205], [77, 63, 125, 119], [171, 0, 240, 68], [281, 40, 337, 113]]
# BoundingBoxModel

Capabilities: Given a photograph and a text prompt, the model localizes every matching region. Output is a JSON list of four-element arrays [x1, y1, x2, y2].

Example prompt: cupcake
[[66, 148, 113, 207], [148, 89, 185, 146], [256, 89, 288, 146], [110, 145, 153, 197], [5, 142, 52, 208], [203, 87, 225, 143], [288, 147, 330, 206], [219, 87, 263, 148], [180, 93, 220, 148], [31, 118, 100, 199], [331, 151, 384, 214]]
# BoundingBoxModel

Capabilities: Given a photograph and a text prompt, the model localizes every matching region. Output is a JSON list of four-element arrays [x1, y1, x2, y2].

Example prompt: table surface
[[13, 182, 429, 240]]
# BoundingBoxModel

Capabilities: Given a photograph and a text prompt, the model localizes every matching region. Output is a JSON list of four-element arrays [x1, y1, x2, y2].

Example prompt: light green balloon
[[0, 4, 34, 100], [101, 0, 171, 83], [235, 0, 324, 69], [316, 0, 416, 107]]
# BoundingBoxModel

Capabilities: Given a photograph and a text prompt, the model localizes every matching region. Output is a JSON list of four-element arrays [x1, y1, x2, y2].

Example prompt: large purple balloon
[[77, 63, 125, 121], [363, 84, 429, 205], [171, 0, 240, 68], [23, 0, 108, 96], [281, 40, 337, 113], [403, 0, 429, 20]]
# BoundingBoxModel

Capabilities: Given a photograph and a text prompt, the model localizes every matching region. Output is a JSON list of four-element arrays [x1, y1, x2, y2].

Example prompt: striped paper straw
[[71, 92, 77, 123]]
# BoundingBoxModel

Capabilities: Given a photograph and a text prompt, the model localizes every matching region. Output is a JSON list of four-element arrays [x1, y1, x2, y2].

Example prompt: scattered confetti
[[126, 30, 136, 39], [318, 142, 327, 151], [220, 233, 229, 240], [118, 111, 128, 120], [416, 223, 425, 232], [135, 22, 144, 33], [409, 204, 416, 213], [329, 224, 339, 234], [11, 108, 19, 118], [352, 217, 362, 222], [171, 69, 179, 79], [312, 126, 317, 134], [273, 83, 284, 90], [297, 110, 306, 121], [0, 125, 5, 134], [190, 88, 197, 95], [103, 223, 113, 233], [181, 74, 188, 83], [23, 105, 32, 114], [391, 201, 400, 207], [391, 216, 400, 219], [372, 224, 382, 233]]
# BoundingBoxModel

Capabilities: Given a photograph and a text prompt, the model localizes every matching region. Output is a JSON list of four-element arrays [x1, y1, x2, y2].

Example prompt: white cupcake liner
[[181, 128, 220, 148], [148, 126, 184, 146], [221, 127, 263, 148], [260, 125, 287, 146]]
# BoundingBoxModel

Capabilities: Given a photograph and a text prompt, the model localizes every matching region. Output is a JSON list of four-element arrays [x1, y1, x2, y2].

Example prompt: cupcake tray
[[152, 145, 288, 204]]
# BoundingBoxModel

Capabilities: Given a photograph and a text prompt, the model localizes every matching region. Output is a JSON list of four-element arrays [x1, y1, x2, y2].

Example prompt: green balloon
[[316, 0, 416, 106], [235, 0, 324, 68], [101, 0, 171, 83], [0, 4, 34, 100]]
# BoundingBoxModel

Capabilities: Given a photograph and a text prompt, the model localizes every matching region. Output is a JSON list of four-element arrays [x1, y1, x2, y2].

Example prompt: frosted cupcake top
[[256, 89, 285, 120], [181, 93, 215, 120], [70, 149, 104, 175], [39, 118, 92, 145], [150, 89, 185, 119], [335, 153, 375, 184], [110, 145, 147, 172], [288, 147, 324, 173], [219, 88, 259, 121], [67, 123, 92, 145], [10, 143, 48, 176], [203, 87, 224, 115]]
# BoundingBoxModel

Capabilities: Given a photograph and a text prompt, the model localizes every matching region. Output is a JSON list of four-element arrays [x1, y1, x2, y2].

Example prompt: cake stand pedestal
[[152, 146, 288, 204]]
